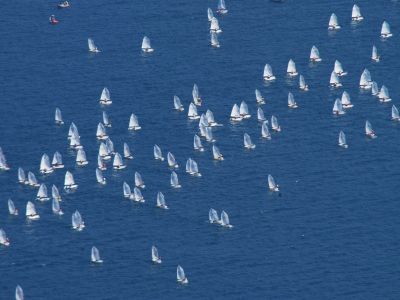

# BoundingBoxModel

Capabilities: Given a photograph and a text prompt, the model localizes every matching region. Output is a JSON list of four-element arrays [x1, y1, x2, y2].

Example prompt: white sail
[[123, 143, 133, 159], [255, 89, 265, 104], [359, 69, 372, 89], [68, 122, 79, 139], [96, 123, 108, 140], [192, 84, 202, 106], [64, 171, 78, 190], [271, 115, 280, 131], [199, 114, 209, 128], [37, 184, 49, 201], [212, 145, 224, 160], [333, 98, 345, 115], [135, 172, 145, 188], [193, 134, 204, 151], [96, 168, 106, 185], [352, 4, 363, 21], [209, 208, 220, 223], [287, 59, 298, 76], [257, 107, 266, 121], [154, 145, 164, 161], [55, 107, 64, 124], [243, 133, 256, 149], [28, 171, 39, 187], [299, 75, 308, 91], [72, 210, 85, 230], [52, 185, 62, 201], [134, 187, 145, 202], [99, 87, 112, 105], [288, 92, 298, 108], [69, 132, 82, 149], [186, 159, 192, 173], [106, 138, 115, 154], [199, 124, 207, 137], [378, 85, 391, 102], [26, 201, 39, 219], [206, 110, 221, 126], [170, 171, 181, 188], [230, 104, 242, 121], [330, 71, 342, 87], [174, 95, 184, 111], [91, 246, 103, 263], [102, 111, 111, 127], [239, 101, 251, 118], [18, 167, 27, 184], [328, 13, 340, 29], [205, 126, 215, 142], [310, 45, 321, 62], [341, 91, 353, 108], [52, 198, 63, 215], [0, 150, 8, 170], [211, 31, 220, 48], [142, 36, 154, 52], [334, 60, 347, 76], [261, 121, 271, 139], [365, 120, 376, 137], [16, 285, 24, 300], [220, 210, 232, 227], [97, 155, 106, 171], [52, 151, 64, 168], [338, 131, 348, 148], [113, 152, 126, 169], [99, 142, 111, 160], [128, 113, 141, 130], [152, 246, 162, 263], [381, 21, 392, 38], [210, 17, 222, 33], [177, 265, 188, 284], [207, 8, 214, 21], [371, 82, 379, 96], [268, 174, 279, 191], [88, 38, 100, 52], [188, 103, 200, 119], [0, 228, 10, 246], [371, 45, 380, 62], [8, 199, 18, 215], [123, 182, 132, 198], [190, 159, 201, 176], [392, 105, 400, 120], [217, 0, 228, 13], [167, 152, 178, 168], [263, 64, 276, 81], [76, 149, 88, 166], [156, 191, 168, 209]]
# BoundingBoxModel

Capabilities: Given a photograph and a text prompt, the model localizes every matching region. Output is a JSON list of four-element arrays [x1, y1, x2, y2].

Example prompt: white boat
[[268, 174, 279, 191], [199, 114, 209, 128], [156, 191, 168, 209], [212, 145, 224, 160], [288, 92, 298, 108], [152, 246, 162, 264], [113, 153, 126, 170], [72, 210, 85, 231], [68, 122, 79, 140], [287, 59, 298, 77], [365, 120, 377, 138], [97, 155, 106, 171], [230, 104, 243, 121], [207, 8, 214, 21], [341, 91, 353, 108], [76, 149, 89, 166], [28, 171, 40, 187], [338, 131, 348, 148], [359, 69, 372, 89], [193, 135, 204, 151], [128, 113, 141, 130], [18, 167, 28, 184], [209, 208, 220, 224], [123, 182, 134, 199], [170, 171, 181, 188], [261, 121, 271, 139], [91, 246, 103, 263], [263, 64, 276, 81], [210, 17, 222, 33], [351, 4, 363, 21], [69, 132, 82, 150], [299, 75, 309, 91], [381, 21, 392, 38], [330, 71, 342, 88], [220, 210, 233, 228], [333, 98, 345, 115], [52, 185, 62, 201], [99, 87, 112, 105], [0, 149, 10, 171], [52, 198, 64, 215], [371, 45, 380, 62], [199, 124, 207, 137], [26, 201, 40, 220], [55, 107, 64, 125], [257, 107, 266, 122], [177, 265, 189, 284], [334, 60, 347, 76], [239, 101, 251, 119], [173, 95, 184, 111], [167, 152, 179, 168], [96, 123, 108, 140], [392, 105, 400, 121], [37, 184, 50, 201], [186, 158, 201, 177], [142, 36, 154, 53], [0, 229, 10, 246], [133, 187, 145, 202], [310, 45, 322, 62], [371, 82, 379, 96], [88, 38, 100, 53], [154, 145, 165, 161], [192, 84, 202, 106], [378, 85, 392, 102], [99, 142, 111, 160], [16, 285, 24, 300], [52, 151, 64, 169], [211, 31, 220, 48], [96, 168, 106, 185], [135, 172, 146, 188], [8, 199, 18, 215], [106, 138, 115, 155], [102, 111, 111, 127], [64, 171, 78, 190], [217, 0, 228, 14], [271, 115, 281, 132], [243, 133, 256, 149], [328, 13, 341, 30], [255, 89, 265, 104], [123, 143, 133, 159], [206, 110, 222, 127], [205, 127, 215, 142], [188, 103, 200, 120]]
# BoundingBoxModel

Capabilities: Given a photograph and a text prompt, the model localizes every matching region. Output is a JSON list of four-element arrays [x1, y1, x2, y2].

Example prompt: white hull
[[99, 100, 112, 105], [128, 126, 141, 131], [113, 165, 127, 170], [263, 76, 276, 81], [64, 184, 78, 190], [52, 164, 64, 169], [27, 214, 40, 220]]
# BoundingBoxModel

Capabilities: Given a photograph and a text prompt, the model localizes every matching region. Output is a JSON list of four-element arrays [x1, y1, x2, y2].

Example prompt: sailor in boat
[[49, 15, 59, 24]]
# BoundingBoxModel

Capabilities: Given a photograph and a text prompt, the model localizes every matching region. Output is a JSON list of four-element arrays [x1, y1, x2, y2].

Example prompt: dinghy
[[334, 60, 347, 76], [392, 105, 400, 121], [52, 185, 62, 201], [288, 92, 298, 108], [64, 171, 78, 190], [205, 127, 215, 142], [365, 120, 377, 138], [299, 75, 309, 91], [52, 151, 64, 169], [193, 134, 205, 151], [97, 155, 106, 171], [378, 85, 392, 102], [174, 95, 184, 111], [128, 113, 141, 130], [142, 36, 154, 53], [230, 104, 243, 121], [371, 45, 380, 62], [271, 115, 281, 132], [243, 133, 256, 149], [88, 38, 100, 53], [113, 153, 126, 170], [257, 107, 266, 121], [268, 174, 279, 191], [261, 121, 272, 139], [199, 124, 207, 137], [263, 64, 276, 81], [170, 171, 181, 188], [359, 69, 372, 89], [102, 111, 112, 127], [96, 168, 106, 185], [177, 265, 189, 284], [217, 0, 228, 14], [371, 82, 379, 96], [55, 107, 64, 125], [52, 198, 64, 215], [0, 229, 10, 246], [154, 145, 165, 161], [96, 123, 108, 140], [133, 187, 145, 202], [123, 182, 134, 199], [333, 98, 345, 115], [338, 131, 348, 148], [106, 138, 115, 155], [186, 158, 201, 177], [72, 210, 85, 231], [99, 87, 112, 105], [152, 246, 162, 264], [328, 13, 341, 30], [381, 21, 392, 38], [192, 84, 202, 106], [341, 91, 353, 108], [99, 142, 111, 160], [167, 152, 179, 168], [58, 0, 70, 8], [28, 172, 40, 187], [207, 8, 214, 21], [310, 45, 322, 62], [188, 103, 200, 120], [68, 122, 80, 141], [26, 201, 40, 220], [209, 208, 220, 224], [220, 211, 233, 228], [330, 71, 342, 88], [156, 192, 168, 209], [240, 101, 251, 119], [123, 143, 133, 159], [16, 285, 24, 300], [76, 149, 89, 166], [18, 167, 28, 184], [135, 172, 146, 189], [37, 184, 50, 201], [211, 31, 220, 48], [212, 145, 224, 160], [351, 4, 363, 21], [206, 110, 222, 126], [210, 17, 222, 33], [0, 150, 10, 171], [287, 59, 298, 77], [199, 114, 209, 128], [255, 89, 265, 104], [69, 133, 83, 150], [91, 246, 103, 263], [49, 15, 59, 24], [8, 199, 18, 215]]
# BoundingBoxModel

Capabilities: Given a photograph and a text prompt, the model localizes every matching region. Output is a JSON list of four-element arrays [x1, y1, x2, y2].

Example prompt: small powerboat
[[58, 1, 70, 8]]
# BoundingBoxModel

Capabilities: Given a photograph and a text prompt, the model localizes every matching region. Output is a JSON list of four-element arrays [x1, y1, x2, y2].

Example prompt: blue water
[[1, 0, 400, 299]]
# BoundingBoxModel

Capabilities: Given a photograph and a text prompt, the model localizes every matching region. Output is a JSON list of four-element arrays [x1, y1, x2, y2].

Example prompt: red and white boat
[[49, 15, 59, 24]]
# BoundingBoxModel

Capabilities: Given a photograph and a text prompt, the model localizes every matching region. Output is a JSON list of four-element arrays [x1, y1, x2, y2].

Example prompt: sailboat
[[37, 184, 50, 201], [199, 114, 209, 128], [268, 174, 279, 191], [16, 285, 24, 300], [26, 201, 40, 220], [52, 151, 64, 169], [106, 138, 115, 155], [328, 13, 341, 30], [287, 92, 298, 108], [91, 246, 103, 263], [64, 171, 78, 190], [243, 133, 256, 149], [271, 115, 281, 132], [133, 187, 145, 202], [217, 0, 228, 14], [299, 75, 309, 91], [52, 198, 64, 215], [230, 104, 243, 121], [88, 38, 100, 53], [341, 91, 353, 108], [371, 45, 380, 62], [207, 8, 214, 21], [333, 98, 345, 115], [192, 84, 202, 106], [170, 171, 181, 188], [174, 95, 184, 111], [102, 111, 111, 128], [371, 82, 379, 96], [156, 192, 168, 209], [142, 36, 154, 53], [261, 121, 272, 139], [8, 199, 18, 215], [113, 153, 126, 170], [188, 103, 200, 120], [205, 127, 215, 142], [97, 155, 106, 171], [96, 168, 106, 185], [199, 124, 207, 137], [287, 59, 298, 77], [68, 122, 80, 140], [211, 31, 220, 48], [359, 69, 372, 89], [378, 85, 392, 102], [365, 120, 377, 138], [152, 246, 162, 264], [206, 110, 222, 127], [154, 145, 165, 161], [18, 167, 28, 184], [128, 113, 141, 130], [69, 132, 83, 150], [55, 107, 64, 125], [52, 185, 62, 201], [239, 101, 251, 119], [351, 4, 363, 21], [186, 158, 201, 177], [193, 135, 205, 151], [123, 143, 133, 159], [167, 152, 179, 168], [209, 208, 220, 224], [330, 71, 342, 88], [212, 145, 224, 160], [310, 45, 322, 62], [99, 142, 111, 161], [123, 182, 134, 199], [334, 60, 347, 76], [72, 210, 85, 231], [257, 107, 266, 122], [99, 87, 112, 105], [263, 64, 276, 81], [96, 123, 108, 140], [0, 229, 10, 246], [255, 89, 265, 104], [177, 265, 189, 284], [135, 171, 146, 189], [220, 211, 233, 228], [210, 17, 222, 33], [76, 149, 89, 166], [338, 131, 348, 148], [28, 171, 40, 187], [0, 149, 10, 171], [392, 105, 400, 121], [381, 21, 392, 38]]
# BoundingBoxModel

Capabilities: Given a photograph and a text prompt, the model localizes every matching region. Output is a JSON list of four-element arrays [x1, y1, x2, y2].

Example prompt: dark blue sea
[[1, 0, 400, 299]]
